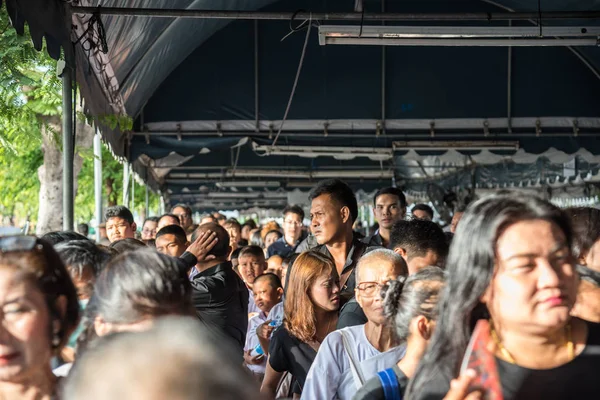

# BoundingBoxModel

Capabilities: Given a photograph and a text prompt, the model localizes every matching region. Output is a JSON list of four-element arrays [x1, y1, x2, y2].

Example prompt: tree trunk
[[105, 177, 116, 207], [36, 116, 95, 235]]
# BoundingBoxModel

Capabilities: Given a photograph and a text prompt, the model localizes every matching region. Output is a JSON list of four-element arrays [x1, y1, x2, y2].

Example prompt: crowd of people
[[0, 178, 598, 399]]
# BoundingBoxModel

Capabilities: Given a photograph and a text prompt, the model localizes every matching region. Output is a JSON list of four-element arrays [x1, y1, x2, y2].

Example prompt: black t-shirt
[[414, 320, 600, 400], [268, 326, 317, 392], [353, 365, 409, 400], [337, 297, 368, 329]]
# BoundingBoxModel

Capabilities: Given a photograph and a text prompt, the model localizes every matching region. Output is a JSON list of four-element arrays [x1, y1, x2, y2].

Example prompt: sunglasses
[[0, 235, 43, 253]]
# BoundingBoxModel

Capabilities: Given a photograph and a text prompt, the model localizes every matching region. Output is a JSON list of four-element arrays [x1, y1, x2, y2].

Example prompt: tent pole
[[62, 66, 74, 231], [123, 163, 130, 206], [94, 128, 103, 241], [254, 20, 260, 132], [507, 20, 512, 133]]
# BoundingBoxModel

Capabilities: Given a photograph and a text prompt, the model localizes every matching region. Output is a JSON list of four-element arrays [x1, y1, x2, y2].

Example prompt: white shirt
[[301, 324, 406, 400], [247, 288, 261, 318], [244, 302, 284, 374]]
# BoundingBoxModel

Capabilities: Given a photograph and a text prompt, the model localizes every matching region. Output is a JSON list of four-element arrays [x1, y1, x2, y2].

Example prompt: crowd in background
[[0, 178, 598, 399]]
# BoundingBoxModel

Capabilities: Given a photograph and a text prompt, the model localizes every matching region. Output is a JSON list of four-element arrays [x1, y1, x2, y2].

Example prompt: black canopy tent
[[4, 0, 600, 214]]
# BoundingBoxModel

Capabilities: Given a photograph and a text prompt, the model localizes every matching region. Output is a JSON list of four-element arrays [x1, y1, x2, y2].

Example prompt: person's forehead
[[239, 254, 262, 262], [253, 279, 273, 291], [311, 194, 336, 209], [143, 220, 157, 227], [375, 194, 400, 205], [156, 234, 179, 245], [358, 259, 397, 279], [172, 206, 188, 214], [284, 211, 302, 220], [107, 217, 128, 225]]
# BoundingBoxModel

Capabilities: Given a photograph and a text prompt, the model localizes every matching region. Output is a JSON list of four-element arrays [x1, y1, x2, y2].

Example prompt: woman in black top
[[260, 251, 340, 398], [407, 193, 600, 400], [353, 267, 446, 400]]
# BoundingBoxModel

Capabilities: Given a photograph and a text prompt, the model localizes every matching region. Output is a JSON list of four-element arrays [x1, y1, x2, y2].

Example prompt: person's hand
[[257, 320, 276, 340], [61, 346, 76, 363], [244, 350, 265, 365], [186, 231, 218, 262], [443, 369, 482, 400]]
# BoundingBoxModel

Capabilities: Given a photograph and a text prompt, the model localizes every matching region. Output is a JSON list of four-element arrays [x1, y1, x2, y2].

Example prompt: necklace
[[489, 319, 574, 364]]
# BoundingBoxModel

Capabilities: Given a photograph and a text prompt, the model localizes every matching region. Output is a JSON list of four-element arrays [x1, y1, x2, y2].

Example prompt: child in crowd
[[243, 273, 284, 382], [238, 245, 267, 317], [266, 255, 283, 280]]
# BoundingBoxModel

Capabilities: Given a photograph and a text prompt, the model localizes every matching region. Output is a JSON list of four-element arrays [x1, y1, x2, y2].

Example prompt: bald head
[[194, 223, 230, 259], [356, 249, 408, 283]]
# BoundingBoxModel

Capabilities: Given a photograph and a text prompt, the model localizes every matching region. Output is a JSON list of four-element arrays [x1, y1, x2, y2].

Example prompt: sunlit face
[[310, 194, 348, 245], [267, 256, 283, 279], [0, 267, 53, 382], [226, 225, 241, 245], [155, 234, 187, 258], [241, 225, 252, 241], [106, 217, 136, 243], [141, 220, 158, 241], [450, 212, 464, 234], [172, 207, 192, 230], [356, 259, 405, 325], [485, 219, 577, 333], [283, 212, 303, 243], [373, 194, 405, 230], [238, 254, 266, 286], [310, 270, 341, 312], [407, 250, 441, 275], [157, 216, 179, 232], [264, 232, 280, 249], [253, 279, 282, 314]]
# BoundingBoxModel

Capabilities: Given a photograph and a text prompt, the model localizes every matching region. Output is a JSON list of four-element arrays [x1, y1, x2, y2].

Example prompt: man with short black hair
[[363, 187, 406, 248], [189, 223, 249, 358], [267, 205, 305, 258], [288, 179, 376, 303], [155, 225, 190, 258], [411, 203, 434, 221], [390, 219, 448, 274], [104, 206, 137, 243], [157, 213, 181, 231]]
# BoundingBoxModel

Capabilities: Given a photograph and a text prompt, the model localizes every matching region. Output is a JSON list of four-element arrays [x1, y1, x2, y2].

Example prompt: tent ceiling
[[9, 0, 600, 209]]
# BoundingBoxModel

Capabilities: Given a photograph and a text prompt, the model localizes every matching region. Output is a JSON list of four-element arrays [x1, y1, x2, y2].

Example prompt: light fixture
[[392, 140, 519, 151], [252, 143, 392, 161], [216, 181, 281, 188], [319, 25, 600, 46]]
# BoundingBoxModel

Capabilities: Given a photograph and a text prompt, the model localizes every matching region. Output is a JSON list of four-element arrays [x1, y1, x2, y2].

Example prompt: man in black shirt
[[362, 187, 407, 248], [390, 219, 448, 275], [187, 223, 249, 359]]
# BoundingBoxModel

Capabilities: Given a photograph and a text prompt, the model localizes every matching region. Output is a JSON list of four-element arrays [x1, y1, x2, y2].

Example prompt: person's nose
[[537, 258, 562, 290]]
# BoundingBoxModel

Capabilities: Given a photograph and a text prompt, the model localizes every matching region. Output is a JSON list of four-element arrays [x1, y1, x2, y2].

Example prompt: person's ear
[[578, 254, 587, 266], [340, 206, 351, 224], [276, 287, 284, 301], [480, 285, 492, 305], [185, 241, 190, 247], [416, 316, 432, 340], [131, 222, 137, 232], [94, 316, 112, 337], [355, 288, 364, 309], [394, 247, 407, 259]]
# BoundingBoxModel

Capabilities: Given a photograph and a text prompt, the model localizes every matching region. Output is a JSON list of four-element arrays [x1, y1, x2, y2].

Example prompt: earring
[[52, 335, 60, 347]]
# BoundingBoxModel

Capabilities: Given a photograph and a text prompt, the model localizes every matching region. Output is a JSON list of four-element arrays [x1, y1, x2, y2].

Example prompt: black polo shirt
[[190, 261, 249, 358], [361, 230, 384, 247], [267, 233, 305, 258]]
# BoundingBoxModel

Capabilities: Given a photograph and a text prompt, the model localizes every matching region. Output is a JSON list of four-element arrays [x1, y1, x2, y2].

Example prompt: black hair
[[254, 272, 283, 290], [105, 205, 134, 224], [411, 203, 434, 220], [238, 245, 266, 261], [390, 219, 448, 262], [76, 223, 90, 237], [76, 248, 192, 354], [230, 247, 242, 261], [373, 187, 407, 209], [143, 216, 160, 224], [564, 207, 600, 261], [283, 205, 305, 221], [382, 266, 445, 341], [109, 238, 147, 254], [55, 240, 112, 277], [171, 203, 192, 216], [309, 179, 358, 223], [159, 213, 180, 225], [265, 229, 283, 241], [224, 218, 242, 231], [156, 225, 188, 244], [41, 231, 90, 246], [407, 193, 573, 396], [250, 230, 263, 248], [242, 219, 257, 230]]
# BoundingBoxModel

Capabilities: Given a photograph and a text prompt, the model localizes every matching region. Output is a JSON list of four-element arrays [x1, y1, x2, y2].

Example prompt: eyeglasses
[[284, 220, 302, 227], [0, 235, 42, 253], [356, 281, 385, 297]]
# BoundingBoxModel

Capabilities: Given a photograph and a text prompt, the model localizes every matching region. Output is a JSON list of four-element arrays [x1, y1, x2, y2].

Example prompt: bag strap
[[377, 368, 402, 400], [340, 330, 365, 388]]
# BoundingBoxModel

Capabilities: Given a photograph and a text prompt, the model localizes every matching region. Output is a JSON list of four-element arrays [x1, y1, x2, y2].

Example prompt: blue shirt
[[267, 236, 300, 258]]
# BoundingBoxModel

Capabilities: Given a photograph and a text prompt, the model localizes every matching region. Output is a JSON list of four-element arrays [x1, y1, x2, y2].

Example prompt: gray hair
[[64, 316, 259, 400], [356, 248, 408, 281]]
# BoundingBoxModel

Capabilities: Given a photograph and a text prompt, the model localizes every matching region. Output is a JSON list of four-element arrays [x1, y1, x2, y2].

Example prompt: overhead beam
[[166, 169, 394, 180], [71, 7, 600, 21]]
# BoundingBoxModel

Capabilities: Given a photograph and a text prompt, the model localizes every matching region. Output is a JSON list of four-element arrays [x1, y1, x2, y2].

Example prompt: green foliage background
[[0, 6, 160, 226]]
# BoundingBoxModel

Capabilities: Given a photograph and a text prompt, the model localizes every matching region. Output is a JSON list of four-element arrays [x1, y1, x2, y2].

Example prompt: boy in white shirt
[[243, 273, 284, 381]]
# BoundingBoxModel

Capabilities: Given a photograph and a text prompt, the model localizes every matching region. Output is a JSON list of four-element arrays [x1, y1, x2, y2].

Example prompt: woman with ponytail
[[353, 266, 446, 400]]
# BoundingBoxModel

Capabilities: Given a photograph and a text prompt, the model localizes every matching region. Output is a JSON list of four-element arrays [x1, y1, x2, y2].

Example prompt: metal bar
[[93, 129, 103, 242], [254, 20, 260, 132], [319, 25, 600, 37], [381, 0, 386, 136], [131, 168, 135, 210], [145, 181, 149, 218], [324, 37, 599, 46], [70, 7, 600, 21], [507, 21, 513, 133], [62, 67, 74, 231], [123, 163, 130, 206]]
